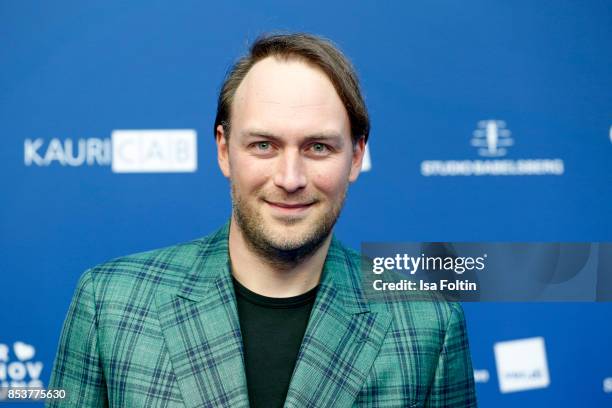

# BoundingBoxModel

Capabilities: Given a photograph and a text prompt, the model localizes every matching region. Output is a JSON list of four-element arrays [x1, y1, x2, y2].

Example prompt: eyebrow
[[241, 129, 345, 144]]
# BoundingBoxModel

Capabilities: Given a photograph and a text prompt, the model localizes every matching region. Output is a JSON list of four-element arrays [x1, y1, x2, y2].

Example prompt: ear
[[216, 125, 231, 178], [348, 136, 366, 182]]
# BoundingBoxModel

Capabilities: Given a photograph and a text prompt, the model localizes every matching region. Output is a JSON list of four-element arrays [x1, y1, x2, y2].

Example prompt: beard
[[230, 182, 347, 268]]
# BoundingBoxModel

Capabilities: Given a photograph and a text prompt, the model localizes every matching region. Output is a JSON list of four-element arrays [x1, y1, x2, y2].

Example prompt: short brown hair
[[214, 33, 370, 145]]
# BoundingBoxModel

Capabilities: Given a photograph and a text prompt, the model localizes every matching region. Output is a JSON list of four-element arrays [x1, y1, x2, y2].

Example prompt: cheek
[[229, 152, 270, 190], [311, 162, 350, 195]]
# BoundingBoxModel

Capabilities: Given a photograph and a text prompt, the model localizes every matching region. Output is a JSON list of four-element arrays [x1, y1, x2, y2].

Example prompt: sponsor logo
[[111, 129, 196, 173], [0, 342, 44, 399], [421, 120, 564, 176], [361, 144, 371, 172], [604, 377, 612, 393], [24, 129, 197, 173], [24, 138, 111, 167], [473, 369, 490, 383], [493, 336, 550, 393]]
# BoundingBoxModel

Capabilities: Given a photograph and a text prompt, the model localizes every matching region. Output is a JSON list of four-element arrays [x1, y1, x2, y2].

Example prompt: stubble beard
[[231, 182, 347, 268]]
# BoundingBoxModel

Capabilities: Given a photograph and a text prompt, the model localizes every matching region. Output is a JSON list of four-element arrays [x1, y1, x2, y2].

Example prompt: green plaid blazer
[[48, 222, 477, 407]]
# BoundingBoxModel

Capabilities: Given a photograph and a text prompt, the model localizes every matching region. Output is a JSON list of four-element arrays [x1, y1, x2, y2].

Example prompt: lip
[[265, 200, 315, 214]]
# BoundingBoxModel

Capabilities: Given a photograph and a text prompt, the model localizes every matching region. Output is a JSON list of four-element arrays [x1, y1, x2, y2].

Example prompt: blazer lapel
[[284, 237, 392, 408], [155, 222, 250, 408]]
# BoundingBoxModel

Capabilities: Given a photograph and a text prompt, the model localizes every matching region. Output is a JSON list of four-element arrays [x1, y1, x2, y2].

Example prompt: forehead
[[230, 56, 350, 139]]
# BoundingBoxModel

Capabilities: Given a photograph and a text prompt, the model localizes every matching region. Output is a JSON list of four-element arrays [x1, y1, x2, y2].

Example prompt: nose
[[273, 149, 307, 193]]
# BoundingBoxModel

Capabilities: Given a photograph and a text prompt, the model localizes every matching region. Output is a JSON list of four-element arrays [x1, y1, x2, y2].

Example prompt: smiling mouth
[[267, 201, 314, 208], [264, 200, 316, 213]]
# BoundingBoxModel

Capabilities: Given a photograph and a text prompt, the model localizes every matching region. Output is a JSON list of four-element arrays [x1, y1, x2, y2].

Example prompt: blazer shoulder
[[84, 235, 213, 301], [385, 297, 467, 350]]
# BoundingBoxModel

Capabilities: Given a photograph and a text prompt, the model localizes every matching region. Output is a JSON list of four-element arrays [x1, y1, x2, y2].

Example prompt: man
[[48, 33, 477, 407]]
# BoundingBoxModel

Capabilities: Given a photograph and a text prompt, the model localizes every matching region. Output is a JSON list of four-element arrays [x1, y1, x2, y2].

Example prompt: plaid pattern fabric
[[47, 221, 477, 407]]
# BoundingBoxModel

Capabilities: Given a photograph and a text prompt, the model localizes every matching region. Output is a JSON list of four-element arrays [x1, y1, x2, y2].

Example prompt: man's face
[[216, 56, 365, 260]]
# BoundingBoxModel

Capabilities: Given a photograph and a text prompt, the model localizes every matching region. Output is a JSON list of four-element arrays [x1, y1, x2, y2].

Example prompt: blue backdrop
[[1, 1, 611, 406]]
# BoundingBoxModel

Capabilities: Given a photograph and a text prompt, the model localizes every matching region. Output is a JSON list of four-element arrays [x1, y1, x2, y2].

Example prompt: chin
[[267, 231, 308, 247], [263, 228, 315, 249]]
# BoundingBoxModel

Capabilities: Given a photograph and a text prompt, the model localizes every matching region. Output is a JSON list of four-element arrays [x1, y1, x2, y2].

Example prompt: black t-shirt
[[233, 277, 319, 408]]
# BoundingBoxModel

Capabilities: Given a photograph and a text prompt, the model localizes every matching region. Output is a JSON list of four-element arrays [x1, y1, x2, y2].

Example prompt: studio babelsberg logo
[[421, 120, 564, 176], [24, 129, 197, 173], [471, 120, 513, 157]]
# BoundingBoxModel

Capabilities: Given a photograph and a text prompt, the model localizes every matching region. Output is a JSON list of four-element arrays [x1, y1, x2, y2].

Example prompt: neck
[[228, 216, 332, 297]]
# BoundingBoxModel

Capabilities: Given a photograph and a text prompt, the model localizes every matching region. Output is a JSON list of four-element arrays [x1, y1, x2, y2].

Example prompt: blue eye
[[250, 141, 272, 152], [311, 143, 330, 154]]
